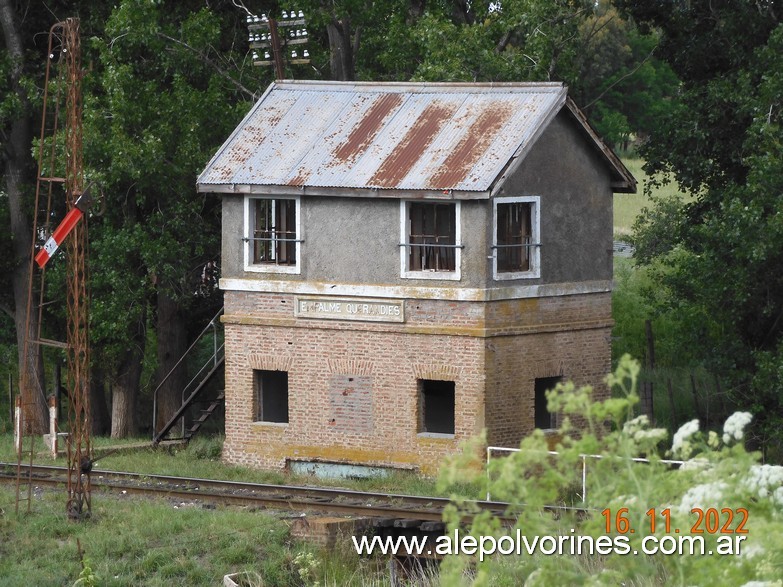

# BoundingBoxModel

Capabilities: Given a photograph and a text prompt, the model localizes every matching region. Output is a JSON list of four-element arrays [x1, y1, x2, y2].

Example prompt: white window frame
[[244, 195, 301, 274], [400, 200, 461, 281], [492, 195, 540, 280]]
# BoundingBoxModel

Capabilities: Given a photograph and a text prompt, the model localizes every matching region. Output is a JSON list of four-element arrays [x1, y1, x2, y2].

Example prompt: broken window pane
[[408, 202, 456, 271], [252, 198, 297, 265], [497, 201, 532, 272]]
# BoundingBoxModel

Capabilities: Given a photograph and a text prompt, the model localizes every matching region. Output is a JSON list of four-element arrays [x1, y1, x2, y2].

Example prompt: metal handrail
[[151, 306, 224, 439], [180, 343, 225, 438]]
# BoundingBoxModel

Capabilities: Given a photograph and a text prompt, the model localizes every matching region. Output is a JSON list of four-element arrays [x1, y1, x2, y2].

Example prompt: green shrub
[[188, 434, 224, 460], [439, 356, 783, 585]]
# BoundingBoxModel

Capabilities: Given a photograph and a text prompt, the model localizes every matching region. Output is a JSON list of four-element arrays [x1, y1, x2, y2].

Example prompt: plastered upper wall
[[219, 108, 613, 293], [497, 110, 615, 283]]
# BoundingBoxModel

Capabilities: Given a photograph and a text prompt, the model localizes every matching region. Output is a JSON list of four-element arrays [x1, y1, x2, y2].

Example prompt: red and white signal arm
[[35, 192, 92, 268]]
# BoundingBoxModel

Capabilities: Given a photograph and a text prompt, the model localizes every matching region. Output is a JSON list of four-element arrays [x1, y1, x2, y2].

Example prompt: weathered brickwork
[[221, 289, 612, 475]]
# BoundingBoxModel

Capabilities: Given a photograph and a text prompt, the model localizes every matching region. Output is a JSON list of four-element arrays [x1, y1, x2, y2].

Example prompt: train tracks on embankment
[[0, 462, 513, 524]]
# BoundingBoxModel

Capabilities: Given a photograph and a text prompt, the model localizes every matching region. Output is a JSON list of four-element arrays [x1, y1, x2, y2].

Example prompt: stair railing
[[152, 306, 224, 440]]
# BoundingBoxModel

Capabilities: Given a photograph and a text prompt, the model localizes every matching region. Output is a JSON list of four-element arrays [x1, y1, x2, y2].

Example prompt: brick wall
[[221, 290, 611, 475]]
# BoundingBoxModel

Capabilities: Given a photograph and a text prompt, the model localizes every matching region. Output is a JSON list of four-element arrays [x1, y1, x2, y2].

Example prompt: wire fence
[[485, 445, 685, 504]]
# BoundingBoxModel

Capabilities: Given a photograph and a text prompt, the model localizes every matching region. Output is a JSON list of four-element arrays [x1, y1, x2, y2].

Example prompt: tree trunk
[[1, 0, 47, 433], [90, 368, 110, 436], [155, 289, 187, 431], [326, 18, 355, 81], [110, 321, 145, 438]]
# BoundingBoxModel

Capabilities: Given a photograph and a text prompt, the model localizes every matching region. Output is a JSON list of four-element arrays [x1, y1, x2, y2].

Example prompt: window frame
[[534, 376, 560, 431], [244, 195, 301, 274], [400, 200, 462, 281], [417, 379, 456, 437], [492, 195, 540, 280], [254, 369, 290, 424]]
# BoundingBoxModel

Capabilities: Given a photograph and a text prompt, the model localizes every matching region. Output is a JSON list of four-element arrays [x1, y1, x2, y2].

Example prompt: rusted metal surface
[[16, 18, 92, 520], [198, 81, 583, 196], [429, 104, 514, 188], [61, 18, 92, 522], [369, 102, 458, 188], [332, 92, 404, 165]]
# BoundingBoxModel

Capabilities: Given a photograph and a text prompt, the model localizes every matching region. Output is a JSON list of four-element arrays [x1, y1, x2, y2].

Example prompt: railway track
[[0, 462, 513, 522]]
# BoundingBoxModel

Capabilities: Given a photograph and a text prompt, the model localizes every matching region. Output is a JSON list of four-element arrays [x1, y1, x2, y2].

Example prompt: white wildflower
[[622, 414, 666, 445], [672, 419, 700, 458], [677, 481, 727, 515], [740, 543, 765, 559], [634, 428, 668, 444], [623, 414, 650, 435], [723, 411, 753, 444], [744, 464, 783, 507]]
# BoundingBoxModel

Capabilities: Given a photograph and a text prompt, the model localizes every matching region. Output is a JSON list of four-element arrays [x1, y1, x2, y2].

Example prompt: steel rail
[[0, 462, 514, 522]]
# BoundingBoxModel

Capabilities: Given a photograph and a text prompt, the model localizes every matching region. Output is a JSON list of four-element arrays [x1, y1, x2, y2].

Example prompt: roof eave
[[196, 183, 492, 200], [564, 97, 637, 194]]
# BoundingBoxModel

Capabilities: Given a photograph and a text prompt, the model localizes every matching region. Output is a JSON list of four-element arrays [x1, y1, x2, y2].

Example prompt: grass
[[0, 433, 483, 501], [0, 434, 481, 585], [0, 433, 416, 586], [0, 483, 327, 587], [611, 162, 716, 433]]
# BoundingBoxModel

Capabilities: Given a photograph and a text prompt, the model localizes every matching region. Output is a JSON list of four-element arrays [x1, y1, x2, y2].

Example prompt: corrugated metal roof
[[197, 81, 634, 196]]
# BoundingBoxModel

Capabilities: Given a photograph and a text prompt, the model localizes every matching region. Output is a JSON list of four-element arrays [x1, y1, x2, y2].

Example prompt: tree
[[621, 1, 783, 455], [1, 0, 683, 439], [85, 1, 263, 436], [355, 0, 678, 148], [402, 0, 594, 83], [0, 1, 269, 439], [0, 0, 86, 433], [571, 0, 679, 148]]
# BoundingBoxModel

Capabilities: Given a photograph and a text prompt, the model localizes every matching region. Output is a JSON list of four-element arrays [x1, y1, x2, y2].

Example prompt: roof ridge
[[274, 80, 566, 92]]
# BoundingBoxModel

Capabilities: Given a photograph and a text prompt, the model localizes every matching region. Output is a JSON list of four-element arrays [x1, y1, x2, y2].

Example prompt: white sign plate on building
[[295, 296, 404, 323]]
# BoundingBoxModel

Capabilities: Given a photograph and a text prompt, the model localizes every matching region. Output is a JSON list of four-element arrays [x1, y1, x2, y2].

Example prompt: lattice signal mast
[[15, 17, 93, 520]]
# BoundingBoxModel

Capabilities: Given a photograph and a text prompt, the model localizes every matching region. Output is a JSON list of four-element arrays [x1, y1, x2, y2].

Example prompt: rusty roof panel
[[369, 100, 460, 188], [332, 92, 405, 165], [198, 81, 574, 194]]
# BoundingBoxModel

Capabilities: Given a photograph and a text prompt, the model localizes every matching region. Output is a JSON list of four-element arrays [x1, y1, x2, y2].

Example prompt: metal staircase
[[152, 307, 225, 446]]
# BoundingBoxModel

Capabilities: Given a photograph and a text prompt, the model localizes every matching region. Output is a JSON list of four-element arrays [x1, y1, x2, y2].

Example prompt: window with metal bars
[[493, 196, 540, 279], [497, 201, 532, 272], [407, 202, 457, 272], [251, 198, 296, 265]]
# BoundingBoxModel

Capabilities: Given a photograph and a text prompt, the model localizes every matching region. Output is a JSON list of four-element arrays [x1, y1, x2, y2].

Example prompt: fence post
[[486, 446, 491, 501], [46, 396, 58, 458], [581, 455, 587, 504], [14, 396, 21, 456]]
